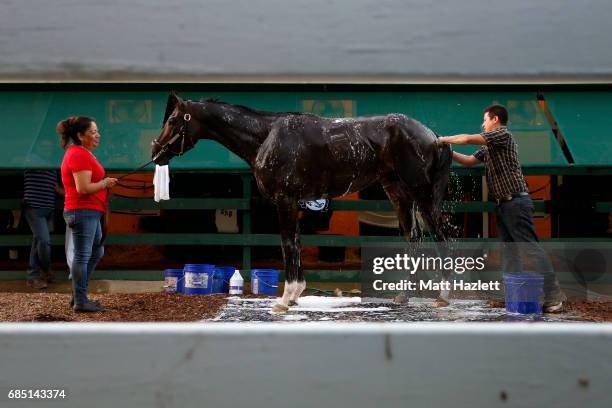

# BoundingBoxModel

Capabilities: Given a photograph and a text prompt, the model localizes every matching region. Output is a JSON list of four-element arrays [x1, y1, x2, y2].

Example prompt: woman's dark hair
[[483, 105, 508, 126], [57, 116, 95, 149]]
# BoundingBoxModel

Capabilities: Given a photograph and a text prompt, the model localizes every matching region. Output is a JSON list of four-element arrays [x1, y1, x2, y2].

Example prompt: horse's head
[[152, 92, 200, 165]]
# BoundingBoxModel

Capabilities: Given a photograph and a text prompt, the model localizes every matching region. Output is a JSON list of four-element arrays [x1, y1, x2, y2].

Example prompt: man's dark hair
[[484, 104, 508, 126]]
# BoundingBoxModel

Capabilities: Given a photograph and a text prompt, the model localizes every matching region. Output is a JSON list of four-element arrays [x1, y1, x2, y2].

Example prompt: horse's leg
[[384, 120, 448, 240], [381, 178, 418, 241], [426, 146, 452, 307], [271, 200, 304, 313], [418, 199, 452, 307], [382, 178, 420, 304], [419, 201, 446, 242], [290, 280, 307, 306], [385, 120, 452, 307]]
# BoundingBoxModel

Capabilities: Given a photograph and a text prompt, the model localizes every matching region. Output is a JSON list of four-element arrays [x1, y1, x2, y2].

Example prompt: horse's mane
[[197, 98, 310, 117]]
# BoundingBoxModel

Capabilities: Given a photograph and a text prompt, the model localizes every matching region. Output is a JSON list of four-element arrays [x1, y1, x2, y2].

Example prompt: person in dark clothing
[[438, 104, 565, 312], [23, 170, 64, 289]]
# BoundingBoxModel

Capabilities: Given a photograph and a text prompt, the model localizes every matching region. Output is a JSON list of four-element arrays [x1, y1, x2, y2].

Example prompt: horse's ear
[[168, 91, 187, 109], [163, 92, 187, 124], [171, 91, 187, 110], [163, 94, 176, 124]]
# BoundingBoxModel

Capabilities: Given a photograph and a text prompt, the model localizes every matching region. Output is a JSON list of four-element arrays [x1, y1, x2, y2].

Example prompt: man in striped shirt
[[438, 104, 565, 312], [23, 169, 63, 289]]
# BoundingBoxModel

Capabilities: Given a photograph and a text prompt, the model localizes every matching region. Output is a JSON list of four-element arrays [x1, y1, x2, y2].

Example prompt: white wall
[[1, 0, 612, 82], [1, 322, 611, 407]]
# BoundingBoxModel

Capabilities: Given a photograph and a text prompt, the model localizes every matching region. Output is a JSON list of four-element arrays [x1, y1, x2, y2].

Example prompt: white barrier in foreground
[[0, 323, 611, 408]]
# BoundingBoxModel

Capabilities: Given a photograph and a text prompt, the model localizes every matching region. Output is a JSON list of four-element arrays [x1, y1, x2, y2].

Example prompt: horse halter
[[152, 113, 193, 159]]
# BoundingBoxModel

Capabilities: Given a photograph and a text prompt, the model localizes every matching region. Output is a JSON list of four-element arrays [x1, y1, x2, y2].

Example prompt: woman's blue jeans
[[23, 207, 54, 280], [63, 209, 104, 304]]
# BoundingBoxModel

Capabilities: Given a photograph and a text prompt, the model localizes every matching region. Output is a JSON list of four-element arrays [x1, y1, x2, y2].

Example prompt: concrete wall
[[1, 322, 611, 407], [1, 0, 612, 82]]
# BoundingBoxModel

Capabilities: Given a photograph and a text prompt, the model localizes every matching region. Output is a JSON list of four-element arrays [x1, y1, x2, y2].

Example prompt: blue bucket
[[213, 266, 236, 294], [251, 269, 279, 296], [163, 269, 184, 294], [183, 264, 215, 295], [503, 272, 544, 314]]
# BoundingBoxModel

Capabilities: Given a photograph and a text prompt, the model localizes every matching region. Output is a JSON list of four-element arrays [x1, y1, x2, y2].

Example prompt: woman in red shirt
[[58, 117, 117, 312]]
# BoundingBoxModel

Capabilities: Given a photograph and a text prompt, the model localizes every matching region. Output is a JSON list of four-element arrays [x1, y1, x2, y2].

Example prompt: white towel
[[153, 165, 170, 202]]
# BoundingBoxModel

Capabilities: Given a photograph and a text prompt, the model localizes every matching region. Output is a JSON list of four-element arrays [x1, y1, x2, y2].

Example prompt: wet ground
[[1, 292, 609, 322], [211, 296, 584, 323]]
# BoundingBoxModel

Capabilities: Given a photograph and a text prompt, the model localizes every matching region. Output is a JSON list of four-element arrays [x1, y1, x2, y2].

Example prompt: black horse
[[152, 93, 452, 312]]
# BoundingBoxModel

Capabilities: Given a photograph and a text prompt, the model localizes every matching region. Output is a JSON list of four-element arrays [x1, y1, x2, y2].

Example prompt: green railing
[[1, 174, 610, 272]]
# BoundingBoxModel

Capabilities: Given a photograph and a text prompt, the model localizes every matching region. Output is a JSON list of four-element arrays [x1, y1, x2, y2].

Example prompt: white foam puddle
[[214, 295, 577, 323], [282, 314, 309, 321], [291, 296, 362, 309], [282, 307, 390, 313], [227, 297, 272, 303]]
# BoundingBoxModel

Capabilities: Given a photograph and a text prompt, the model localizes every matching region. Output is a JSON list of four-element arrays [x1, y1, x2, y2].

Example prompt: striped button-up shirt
[[473, 127, 528, 200]]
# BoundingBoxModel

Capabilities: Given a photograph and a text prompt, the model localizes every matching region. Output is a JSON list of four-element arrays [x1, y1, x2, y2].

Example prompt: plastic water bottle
[[229, 269, 244, 295]]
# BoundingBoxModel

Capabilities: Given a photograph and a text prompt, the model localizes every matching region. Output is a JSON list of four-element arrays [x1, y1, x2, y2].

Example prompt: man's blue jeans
[[496, 195, 565, 304], [23, 207, 54, 280], [63, 209, 104, 304]]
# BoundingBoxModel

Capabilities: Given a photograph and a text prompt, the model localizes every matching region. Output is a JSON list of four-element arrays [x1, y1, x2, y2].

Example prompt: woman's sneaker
[[70, 298, 102, 308], [73, 301, 105, 313]]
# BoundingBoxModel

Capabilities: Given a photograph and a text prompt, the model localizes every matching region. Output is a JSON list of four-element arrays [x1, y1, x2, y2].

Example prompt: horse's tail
[[424, 136, 452, 241], [435, 141, 452, 178], [432, 137, 452, 207]]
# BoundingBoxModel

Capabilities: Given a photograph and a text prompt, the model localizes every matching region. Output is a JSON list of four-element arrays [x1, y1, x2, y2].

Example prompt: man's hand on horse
[[438, 136, 459, 145]]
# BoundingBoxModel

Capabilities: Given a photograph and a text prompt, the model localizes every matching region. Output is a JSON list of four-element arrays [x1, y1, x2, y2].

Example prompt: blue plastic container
[[213, 266, 236, 294], [503, 272, 544, 314], [183, 264, 215, 295], [210, 269, 225, 294], [163, 269, 184, 294], [251, 269, 279, 296]]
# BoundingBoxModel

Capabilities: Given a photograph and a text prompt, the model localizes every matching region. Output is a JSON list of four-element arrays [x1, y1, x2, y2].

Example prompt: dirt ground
[[561, 301, 612, 322], [0, 293, 228, 322], [488, 299, 612, 322], [1, 292, 611, 322]]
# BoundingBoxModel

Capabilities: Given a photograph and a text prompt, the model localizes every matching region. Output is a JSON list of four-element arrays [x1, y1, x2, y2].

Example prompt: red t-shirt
[[61, 145, 107, 212]]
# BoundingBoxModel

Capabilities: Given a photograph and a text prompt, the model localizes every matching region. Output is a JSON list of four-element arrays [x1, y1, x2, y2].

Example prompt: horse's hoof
[[394, 293, 408, 304], [288, 300, 298, 307], [432, 298, 450, 308], [271, 303, 289, 313]]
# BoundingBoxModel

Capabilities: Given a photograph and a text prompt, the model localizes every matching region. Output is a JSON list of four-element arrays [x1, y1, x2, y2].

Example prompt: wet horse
[[152, 93, 452, 312]]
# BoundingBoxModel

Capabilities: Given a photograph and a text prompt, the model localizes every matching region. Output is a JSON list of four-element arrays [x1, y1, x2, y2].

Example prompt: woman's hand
[[102, 177, 118, 189], [73, 171, 118, 194]]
